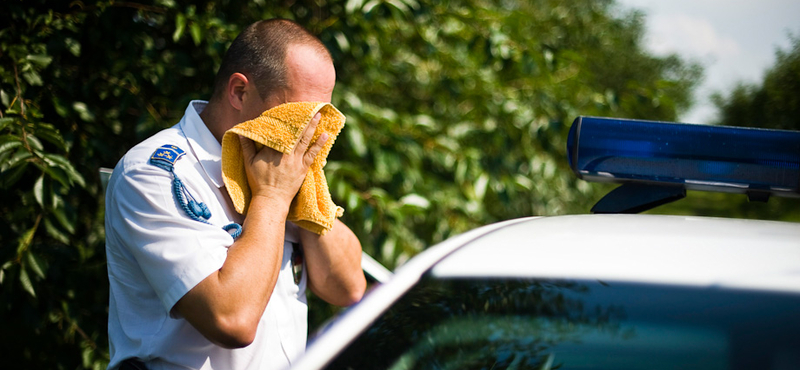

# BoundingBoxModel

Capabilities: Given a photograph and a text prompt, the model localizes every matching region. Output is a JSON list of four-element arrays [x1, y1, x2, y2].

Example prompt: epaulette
[[147, 144, 242, 239], [149, 145, 186, 172]]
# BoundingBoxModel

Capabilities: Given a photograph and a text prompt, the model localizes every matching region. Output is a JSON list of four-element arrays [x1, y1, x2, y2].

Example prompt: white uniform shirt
[[105, 101, 308, 370]]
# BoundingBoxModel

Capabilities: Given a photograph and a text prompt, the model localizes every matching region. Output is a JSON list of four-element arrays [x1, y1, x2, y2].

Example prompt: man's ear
[[226, 73, 249, 111]]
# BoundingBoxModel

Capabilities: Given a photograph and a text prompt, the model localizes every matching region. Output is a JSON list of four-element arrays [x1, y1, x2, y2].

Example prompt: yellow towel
[[221, 102, 345, 235]]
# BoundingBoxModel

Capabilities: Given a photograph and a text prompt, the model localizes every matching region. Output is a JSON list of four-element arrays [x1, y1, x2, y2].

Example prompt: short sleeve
[[105, 162, 233, 314]]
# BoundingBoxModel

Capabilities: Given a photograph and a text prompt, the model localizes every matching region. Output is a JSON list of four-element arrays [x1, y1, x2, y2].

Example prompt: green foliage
[[0, 4, 103, 368], [322, 0, 701, 271], [1, 0, 703, 367], [713, 34, 800, 131]]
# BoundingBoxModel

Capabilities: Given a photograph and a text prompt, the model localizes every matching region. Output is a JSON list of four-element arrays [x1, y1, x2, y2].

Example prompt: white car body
[[293, 214, 800, 370]]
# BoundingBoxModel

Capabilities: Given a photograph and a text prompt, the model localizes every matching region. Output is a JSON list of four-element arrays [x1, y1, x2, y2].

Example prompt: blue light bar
[[567, 116, 800, 198]]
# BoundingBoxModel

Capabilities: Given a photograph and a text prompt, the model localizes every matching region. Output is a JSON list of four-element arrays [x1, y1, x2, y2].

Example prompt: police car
[[292, 117, 800, 370]]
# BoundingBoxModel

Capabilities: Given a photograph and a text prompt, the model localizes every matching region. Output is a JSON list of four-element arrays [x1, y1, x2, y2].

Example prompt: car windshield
[[323, 277, 800, 370]]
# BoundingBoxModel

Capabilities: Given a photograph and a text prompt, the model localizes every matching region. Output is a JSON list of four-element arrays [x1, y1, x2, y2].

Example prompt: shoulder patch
[[149, 144, 186, 171]]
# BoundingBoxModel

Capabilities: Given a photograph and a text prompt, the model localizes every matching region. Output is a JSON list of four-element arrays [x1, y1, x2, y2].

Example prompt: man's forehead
[[283, 43, 336, 97]]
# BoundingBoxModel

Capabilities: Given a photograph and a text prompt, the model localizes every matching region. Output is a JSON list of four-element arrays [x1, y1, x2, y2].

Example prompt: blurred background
[[1, 0, 798, 367]]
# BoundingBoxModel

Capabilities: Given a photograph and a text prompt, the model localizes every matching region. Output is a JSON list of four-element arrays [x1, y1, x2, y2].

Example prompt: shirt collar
[[180, 100, 224, 188]]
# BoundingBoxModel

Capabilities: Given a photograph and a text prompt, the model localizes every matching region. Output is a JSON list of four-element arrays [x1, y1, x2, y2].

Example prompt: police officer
[[105, 19, 366, 370]]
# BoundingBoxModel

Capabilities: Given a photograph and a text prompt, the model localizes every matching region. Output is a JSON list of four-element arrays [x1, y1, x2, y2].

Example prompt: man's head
[[208, 19, 335, 127]]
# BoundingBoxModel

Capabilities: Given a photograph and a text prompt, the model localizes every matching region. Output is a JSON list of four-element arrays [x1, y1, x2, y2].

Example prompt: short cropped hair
[[211, 19, 331, 100]]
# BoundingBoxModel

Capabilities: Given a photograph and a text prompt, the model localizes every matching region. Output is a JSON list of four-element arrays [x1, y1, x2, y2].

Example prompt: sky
[[615, 0, 800, 124]]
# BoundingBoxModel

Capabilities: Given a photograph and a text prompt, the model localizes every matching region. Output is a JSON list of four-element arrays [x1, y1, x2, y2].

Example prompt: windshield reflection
[[323, 277, 800, 370]]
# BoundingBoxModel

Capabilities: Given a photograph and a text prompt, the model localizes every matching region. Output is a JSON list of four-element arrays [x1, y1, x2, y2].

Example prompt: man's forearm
[[173, 194, 290, 348], [302, 219, 366, 306]]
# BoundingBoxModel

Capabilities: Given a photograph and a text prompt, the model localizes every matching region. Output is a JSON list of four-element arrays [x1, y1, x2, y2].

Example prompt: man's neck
[[198, 99, 230, 144]]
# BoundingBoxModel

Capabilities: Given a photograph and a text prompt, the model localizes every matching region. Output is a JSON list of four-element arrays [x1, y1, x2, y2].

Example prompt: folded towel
[[221, 102, 345, 235]]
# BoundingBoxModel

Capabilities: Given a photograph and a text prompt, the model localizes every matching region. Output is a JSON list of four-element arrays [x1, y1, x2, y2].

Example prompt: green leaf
[[52, 203, 76, 234], [19, 267, 36, 298], [0, 149, 11, 165], [0, 261, 9, 270], [26, 54, 53, 67], [72, 102, 95, 122], [26, 134, 44, 152], [362, 0, 381, 14], [400, 193, 430, 209], [64, 37, 81, 57], [52, 96, 71, 118], [39, 164, 70, 187], [346, 125, 368, 157], [173, 13, 186, 42], [23, 71, 44, 86], [0, 117, 14, 131], [0, 261, 9, 284], [1, 162, 28, 188], [155, 0, 177, 7], [27, 252, 46, 279], [385, 0, 414, 14], [34, 175, 44, 207], [41, 152, 70, 168], [0, 138, 23, 155], [334, 32, 351, 52], [190, 22, 202, 46], [82, 346, 92, 369], [17, 224, 38, 256], [0, 89, 10, 107], [474, 174, 489, 200], [5, 149, 33, 168], [48, 310, 62, 323], [346, 0, 366, 14], [44, 216, 70, 244], [43, 153, 85, 187], [33, 123, 67, 151], [0, 133, 20, 144]]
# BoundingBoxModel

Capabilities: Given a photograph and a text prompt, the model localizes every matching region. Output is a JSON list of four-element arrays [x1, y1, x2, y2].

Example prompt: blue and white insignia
[[149, 144, 186, 171]]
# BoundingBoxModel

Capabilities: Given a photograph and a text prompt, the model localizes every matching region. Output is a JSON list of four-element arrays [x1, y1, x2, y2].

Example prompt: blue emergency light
[[567, 116, 800, 213]]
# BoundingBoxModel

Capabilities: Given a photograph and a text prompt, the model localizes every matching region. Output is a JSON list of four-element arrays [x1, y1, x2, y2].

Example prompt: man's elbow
[[339, 276, 367, 307], [342, 289, 365, 307], [173, 279, 265, 348], [206, 314, 259, 349]]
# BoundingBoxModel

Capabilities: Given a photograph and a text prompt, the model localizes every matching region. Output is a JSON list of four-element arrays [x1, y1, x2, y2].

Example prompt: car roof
[[432, 214, 800, 293]]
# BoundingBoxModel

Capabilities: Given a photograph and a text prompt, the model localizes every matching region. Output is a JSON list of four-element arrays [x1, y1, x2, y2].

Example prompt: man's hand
[[238, 112, 329, 210], [238, 112, 365, 307]]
